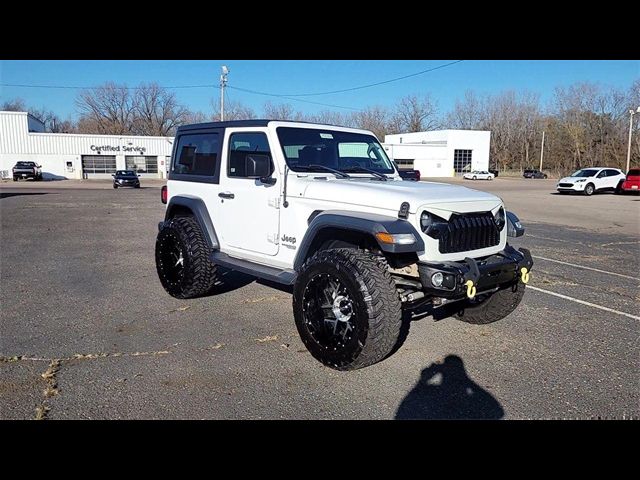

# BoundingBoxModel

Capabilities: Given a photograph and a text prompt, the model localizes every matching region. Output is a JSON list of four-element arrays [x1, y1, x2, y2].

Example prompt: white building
[[0, 111, 174, 180], [383, 130, 491, 177]]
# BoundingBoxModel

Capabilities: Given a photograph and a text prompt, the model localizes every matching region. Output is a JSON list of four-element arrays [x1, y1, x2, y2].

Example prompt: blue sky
[[1, 60, 638, 119]]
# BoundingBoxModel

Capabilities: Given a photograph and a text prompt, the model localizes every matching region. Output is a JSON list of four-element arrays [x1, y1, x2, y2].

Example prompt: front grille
[[438, 212, 500, 254], [558, 183, 573, 187]]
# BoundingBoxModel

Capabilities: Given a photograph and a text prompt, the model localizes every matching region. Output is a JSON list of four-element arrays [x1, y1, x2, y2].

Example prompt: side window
[[596, 170, 606, 178], [605, 169, 620, 177], [227, 132, 274, 178], [173, 133, 220, 176]]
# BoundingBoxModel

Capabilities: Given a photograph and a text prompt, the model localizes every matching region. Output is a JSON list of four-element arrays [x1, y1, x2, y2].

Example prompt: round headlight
[[420, 211, 432, 232], [431, 272, 444, 287], [494, 207, 505, 231]]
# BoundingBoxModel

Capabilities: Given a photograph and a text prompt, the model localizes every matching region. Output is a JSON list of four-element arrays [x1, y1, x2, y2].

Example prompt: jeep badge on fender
[[155, 120, 533, 371]]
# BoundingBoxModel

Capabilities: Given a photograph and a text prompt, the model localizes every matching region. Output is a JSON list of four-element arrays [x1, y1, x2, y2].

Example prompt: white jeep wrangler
[[155, 120, 533, 370]]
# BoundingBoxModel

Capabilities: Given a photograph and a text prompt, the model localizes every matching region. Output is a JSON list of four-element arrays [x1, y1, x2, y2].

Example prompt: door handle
[[218, 192, 235, 199]]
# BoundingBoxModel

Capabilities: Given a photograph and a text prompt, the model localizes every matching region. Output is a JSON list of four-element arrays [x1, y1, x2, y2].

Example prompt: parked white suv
[[155, 120, 533, 370], [557, 167, 625, 195]]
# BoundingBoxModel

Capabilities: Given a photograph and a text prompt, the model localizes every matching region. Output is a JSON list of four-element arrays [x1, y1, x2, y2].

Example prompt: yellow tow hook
[[465, 280, 477, 299], [520, 267, 530, 284]]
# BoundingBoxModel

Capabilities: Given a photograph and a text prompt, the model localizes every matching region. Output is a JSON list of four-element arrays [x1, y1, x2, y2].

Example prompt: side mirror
[[245, 154, 273, 182], [506, 211, 525, 237]]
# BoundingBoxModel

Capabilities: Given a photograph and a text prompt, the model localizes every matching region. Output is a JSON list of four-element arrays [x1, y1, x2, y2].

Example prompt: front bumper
[[115, 180, 140, 187], [417, 245, 533, 299], [556, 182, 586, 192]]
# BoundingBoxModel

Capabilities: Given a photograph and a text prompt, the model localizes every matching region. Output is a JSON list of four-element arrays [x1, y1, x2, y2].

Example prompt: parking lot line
[[528, 285, 640, 321], [531, 255, 640, 281]]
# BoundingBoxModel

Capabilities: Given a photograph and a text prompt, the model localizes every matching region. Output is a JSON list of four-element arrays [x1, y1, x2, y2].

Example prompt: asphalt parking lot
[[1, 177, 638, 419]]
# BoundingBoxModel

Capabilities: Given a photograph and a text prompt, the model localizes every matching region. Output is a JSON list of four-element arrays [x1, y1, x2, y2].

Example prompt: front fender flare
[[293, 210, 424, 271]]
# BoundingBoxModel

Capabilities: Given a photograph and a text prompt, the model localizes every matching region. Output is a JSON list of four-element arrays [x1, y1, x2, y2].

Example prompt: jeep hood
[[301, 178, 502, 214]]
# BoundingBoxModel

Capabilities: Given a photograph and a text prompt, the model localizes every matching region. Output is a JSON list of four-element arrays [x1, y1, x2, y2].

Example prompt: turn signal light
[[161, 185, 168, 204]]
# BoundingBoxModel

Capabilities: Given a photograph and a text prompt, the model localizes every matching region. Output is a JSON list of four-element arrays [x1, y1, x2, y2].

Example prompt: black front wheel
[[155, 216, 220, 299], [452, 282, 526, 325], [293, 248, 402, 370]]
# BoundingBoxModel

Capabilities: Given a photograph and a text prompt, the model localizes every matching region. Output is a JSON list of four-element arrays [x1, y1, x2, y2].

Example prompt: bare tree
[[133, 83, 189, 136], [350, 106, 391, 140], [389, 94, 439, 133], [75, 82, 190, 136], [76, 82, 135, 135], [211, 99, 256, 121], [263, 102, 306, 121], [1, 98, 28, 111], [184, 110, 209, 124], [445, 90, 485, 130]]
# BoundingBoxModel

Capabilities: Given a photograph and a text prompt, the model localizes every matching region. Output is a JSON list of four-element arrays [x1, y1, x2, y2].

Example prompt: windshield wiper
[[342, 166, 389, 181], [297, 164, 351, 179]]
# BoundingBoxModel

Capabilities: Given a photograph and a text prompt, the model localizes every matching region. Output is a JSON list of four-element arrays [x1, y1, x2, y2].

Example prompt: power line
[[237, 60, 465, 97], [1, 60, 463, 95], [228, 86, 362, 111], [0, 83, 220, 90]]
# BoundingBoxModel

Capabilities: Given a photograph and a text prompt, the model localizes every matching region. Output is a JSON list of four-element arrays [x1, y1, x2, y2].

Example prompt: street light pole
[[220, 65, 229, 121], [539, 130, 545, 172], [627, 107, 640, 174]]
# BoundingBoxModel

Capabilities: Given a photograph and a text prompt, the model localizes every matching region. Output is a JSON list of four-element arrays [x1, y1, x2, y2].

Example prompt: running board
[[210, 252, 297, 285]]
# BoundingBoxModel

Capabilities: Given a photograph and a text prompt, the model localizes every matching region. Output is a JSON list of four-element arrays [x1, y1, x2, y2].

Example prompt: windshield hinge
[[268, 197, 280, 209]]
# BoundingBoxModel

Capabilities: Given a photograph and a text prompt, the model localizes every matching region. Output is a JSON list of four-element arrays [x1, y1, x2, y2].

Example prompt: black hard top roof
[[176, 119, 351, 132]]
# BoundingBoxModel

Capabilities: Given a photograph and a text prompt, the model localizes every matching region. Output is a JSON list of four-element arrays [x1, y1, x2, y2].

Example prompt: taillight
[[415, 170, 421, 181], [161, 185, 167, 204]]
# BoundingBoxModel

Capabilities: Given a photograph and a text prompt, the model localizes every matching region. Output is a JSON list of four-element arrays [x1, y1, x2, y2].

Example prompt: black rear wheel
[[155, 216, 220, 298]]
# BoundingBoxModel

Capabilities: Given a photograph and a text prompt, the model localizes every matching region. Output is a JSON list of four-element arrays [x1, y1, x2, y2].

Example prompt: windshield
[[16, 162, 35, 167], [276, 127, 395, 175], [116, 170, 136, 176], [627, 169, 640, 177], [571, 169, 599, 178]]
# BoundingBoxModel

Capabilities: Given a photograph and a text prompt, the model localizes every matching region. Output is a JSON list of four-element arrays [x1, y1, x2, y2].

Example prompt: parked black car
[[112, 170, 140, 188], [523, 169, 547, 179], [398, 169, 421, 181]]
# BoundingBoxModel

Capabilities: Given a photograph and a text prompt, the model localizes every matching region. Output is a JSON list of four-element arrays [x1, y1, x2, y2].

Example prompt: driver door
[[217, 129, 280, 257]]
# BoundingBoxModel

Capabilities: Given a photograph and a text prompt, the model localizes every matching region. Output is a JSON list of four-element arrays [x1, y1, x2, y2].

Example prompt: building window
[[395, 159, 414, 170], [126, 156, 158, 174], [454, 149, 472, 173], [82, 155, 116, 174]]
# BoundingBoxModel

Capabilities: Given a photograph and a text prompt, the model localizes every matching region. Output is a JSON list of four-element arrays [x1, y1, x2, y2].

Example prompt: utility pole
[[539, 131, 545, 171], [220, 65, 229, 121], [627, 107, 640, 173]]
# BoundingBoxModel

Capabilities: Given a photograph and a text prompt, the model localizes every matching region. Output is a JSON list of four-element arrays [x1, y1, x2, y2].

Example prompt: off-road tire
[[584, 183, 595, 196], [113, 184, 118, 189], [135, 184, 140, 189], [155, 216, 219, 299], [293, 248, 402, 370], [12, 177, 17, 181], [453, 282, 526, 325], [472, 176, 477, 180]]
